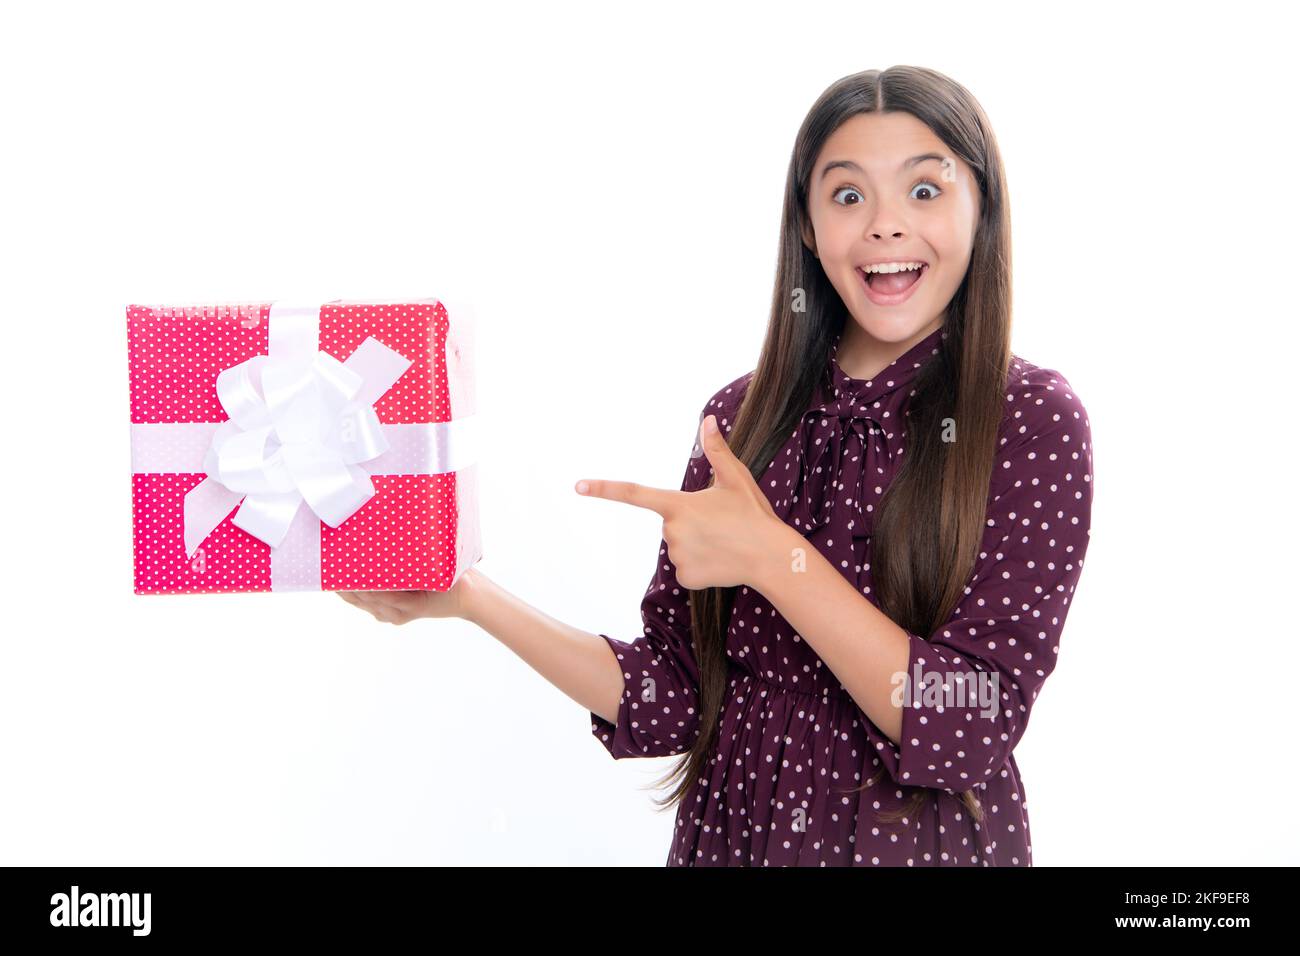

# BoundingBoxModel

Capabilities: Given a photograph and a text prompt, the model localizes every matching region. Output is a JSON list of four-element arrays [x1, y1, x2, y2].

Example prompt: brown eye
[[910, 181, 943, 201], [832, 186, 864, 205]]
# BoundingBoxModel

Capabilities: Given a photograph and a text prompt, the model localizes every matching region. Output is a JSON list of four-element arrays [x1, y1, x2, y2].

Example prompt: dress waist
[[728, 663, 852, 704]]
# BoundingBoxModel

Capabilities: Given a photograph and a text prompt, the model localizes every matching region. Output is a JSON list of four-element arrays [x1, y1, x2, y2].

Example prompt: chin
[[842, 311, 934, 344]]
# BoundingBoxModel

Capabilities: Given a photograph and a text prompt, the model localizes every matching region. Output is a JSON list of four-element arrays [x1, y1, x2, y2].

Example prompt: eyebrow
[[818, 153, 948, 182]]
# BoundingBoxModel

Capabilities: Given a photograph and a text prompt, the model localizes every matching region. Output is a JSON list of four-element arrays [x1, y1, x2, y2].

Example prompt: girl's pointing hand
[[575, 414, 790, 591]]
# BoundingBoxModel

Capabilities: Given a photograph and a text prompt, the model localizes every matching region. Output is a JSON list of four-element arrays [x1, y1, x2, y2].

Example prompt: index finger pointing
[[576, 478, 679, 515]]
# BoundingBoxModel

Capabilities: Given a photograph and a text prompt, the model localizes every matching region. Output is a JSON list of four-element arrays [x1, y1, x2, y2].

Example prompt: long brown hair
[[648, 66, 1012, 829]]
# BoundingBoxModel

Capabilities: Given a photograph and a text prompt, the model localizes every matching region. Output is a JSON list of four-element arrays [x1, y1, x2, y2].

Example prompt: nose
[[863, 194, 909, 240]]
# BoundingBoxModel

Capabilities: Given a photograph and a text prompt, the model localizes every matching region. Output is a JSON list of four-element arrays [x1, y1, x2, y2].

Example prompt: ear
[[800, 217, 819, 259]]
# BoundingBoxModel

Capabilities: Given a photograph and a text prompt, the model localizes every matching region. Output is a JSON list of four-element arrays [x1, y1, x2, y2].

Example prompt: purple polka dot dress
[[590, 325, 1094, 866]]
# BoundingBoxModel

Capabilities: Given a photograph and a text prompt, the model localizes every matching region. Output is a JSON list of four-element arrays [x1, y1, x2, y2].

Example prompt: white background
[[1, 0, 1296, 865]]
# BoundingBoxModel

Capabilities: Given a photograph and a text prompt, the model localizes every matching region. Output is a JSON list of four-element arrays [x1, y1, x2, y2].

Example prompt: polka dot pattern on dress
[[589, 325, 1094, 867]]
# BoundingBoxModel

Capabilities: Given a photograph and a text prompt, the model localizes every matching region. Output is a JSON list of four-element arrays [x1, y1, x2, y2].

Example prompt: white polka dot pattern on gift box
[[126, 301, 481, 594]]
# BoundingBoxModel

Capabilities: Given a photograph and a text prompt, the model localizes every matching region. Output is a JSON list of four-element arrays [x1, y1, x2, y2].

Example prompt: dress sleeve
[[866, 367, 1094, 791], [589, 391, 736, 759]]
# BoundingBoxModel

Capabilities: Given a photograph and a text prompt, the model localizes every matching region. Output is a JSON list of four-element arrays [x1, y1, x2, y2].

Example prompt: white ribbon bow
[[182, 303, 413, 558]]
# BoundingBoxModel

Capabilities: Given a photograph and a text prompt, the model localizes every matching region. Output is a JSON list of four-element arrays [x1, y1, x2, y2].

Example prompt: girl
[[339, 65, 1094, 867]]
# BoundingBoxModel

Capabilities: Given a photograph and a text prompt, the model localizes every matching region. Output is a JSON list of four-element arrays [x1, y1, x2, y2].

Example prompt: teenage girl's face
[[801, 110, 982, 346]]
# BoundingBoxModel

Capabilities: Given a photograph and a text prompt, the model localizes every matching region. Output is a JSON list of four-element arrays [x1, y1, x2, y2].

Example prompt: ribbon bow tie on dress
[[786, 380, 893, 542], [779, 326, 947, 546]]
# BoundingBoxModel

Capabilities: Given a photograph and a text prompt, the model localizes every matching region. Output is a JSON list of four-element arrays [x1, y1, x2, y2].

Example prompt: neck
[[835, 316, 944, 381]]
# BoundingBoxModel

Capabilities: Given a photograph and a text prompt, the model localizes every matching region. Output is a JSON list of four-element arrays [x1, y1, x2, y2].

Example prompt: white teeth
[[860, 261, 926, 274]]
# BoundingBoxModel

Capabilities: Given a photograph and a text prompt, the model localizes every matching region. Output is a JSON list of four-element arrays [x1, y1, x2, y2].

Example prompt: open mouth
[[857, 263, 928, 305]]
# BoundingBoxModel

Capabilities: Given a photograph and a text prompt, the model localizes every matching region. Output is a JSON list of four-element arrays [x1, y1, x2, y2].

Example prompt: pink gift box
[[127, 299, 481, 594]]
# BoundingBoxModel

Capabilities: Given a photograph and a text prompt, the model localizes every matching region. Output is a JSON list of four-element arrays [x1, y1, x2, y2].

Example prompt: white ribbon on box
[[129, 301, 478, 591]]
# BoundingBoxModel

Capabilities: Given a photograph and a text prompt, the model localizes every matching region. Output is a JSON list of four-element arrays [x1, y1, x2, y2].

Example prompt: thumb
[[698, 414, 749, 488]]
